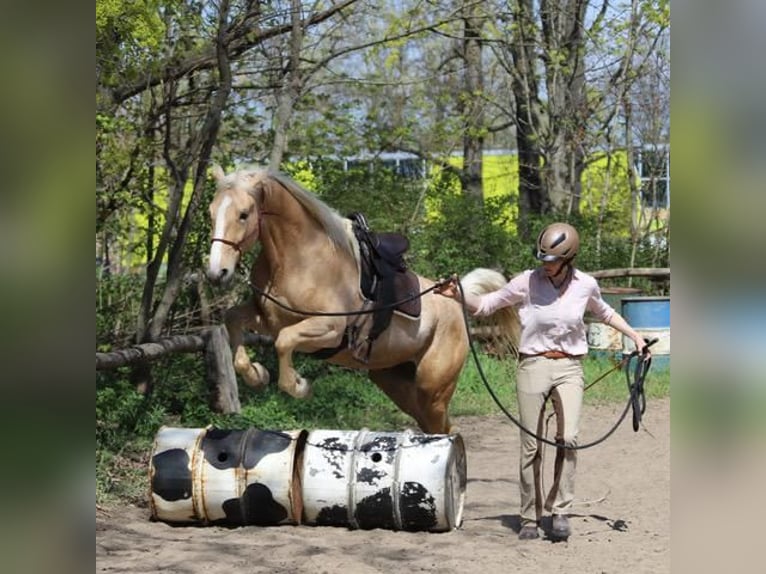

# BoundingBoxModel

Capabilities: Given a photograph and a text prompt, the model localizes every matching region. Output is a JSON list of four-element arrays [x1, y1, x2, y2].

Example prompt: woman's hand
[[635, 336, 652, 359], [607, 313, 653, 360], [434, 275, 459, 299]]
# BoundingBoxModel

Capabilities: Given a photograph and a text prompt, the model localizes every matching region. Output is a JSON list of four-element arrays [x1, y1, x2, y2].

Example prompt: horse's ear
[[211, 164, 225, 184]]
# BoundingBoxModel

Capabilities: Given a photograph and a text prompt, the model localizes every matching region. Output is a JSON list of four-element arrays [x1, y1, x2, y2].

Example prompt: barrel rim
[[600, 287, 643, 294], [446, 433, 467, 530]]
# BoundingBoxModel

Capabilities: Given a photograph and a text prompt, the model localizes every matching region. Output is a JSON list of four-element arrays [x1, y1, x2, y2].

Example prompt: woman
[[435, 222, 650, 541]]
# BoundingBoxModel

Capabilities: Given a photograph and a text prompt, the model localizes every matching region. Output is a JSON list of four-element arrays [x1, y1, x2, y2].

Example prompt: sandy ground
[[96, 397, 669, 574]]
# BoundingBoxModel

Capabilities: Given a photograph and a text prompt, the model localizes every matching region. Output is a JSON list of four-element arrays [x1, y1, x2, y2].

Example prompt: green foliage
[[96, 0, 164, 48], [408, 171, 532, 279], [96, 0, 165, 89], [284, 159, 424, 234], [96, 271, 145, 349], [579, 151, 634, 225]]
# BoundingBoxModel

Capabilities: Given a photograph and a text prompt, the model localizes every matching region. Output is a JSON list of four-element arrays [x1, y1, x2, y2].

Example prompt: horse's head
[[207, 165, 265, 286]]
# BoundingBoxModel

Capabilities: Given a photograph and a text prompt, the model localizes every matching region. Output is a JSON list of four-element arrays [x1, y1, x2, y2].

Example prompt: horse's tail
[[460, 268, 521, 358]]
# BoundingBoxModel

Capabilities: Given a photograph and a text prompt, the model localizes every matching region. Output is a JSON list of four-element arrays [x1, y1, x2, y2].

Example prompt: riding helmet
[[535, 222, 580, 261]]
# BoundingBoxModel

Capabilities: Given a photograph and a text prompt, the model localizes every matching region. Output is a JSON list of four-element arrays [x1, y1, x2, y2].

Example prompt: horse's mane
[[241, 169, 357, 261]]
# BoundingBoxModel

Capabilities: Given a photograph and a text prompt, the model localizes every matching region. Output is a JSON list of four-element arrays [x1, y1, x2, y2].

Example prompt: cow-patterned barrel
[[300, 429, 466, 532], [149, 426, 306, 525]]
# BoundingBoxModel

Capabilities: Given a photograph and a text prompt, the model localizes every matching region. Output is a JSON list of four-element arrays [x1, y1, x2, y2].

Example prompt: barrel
[[300, 429, 466, 532], [587, 287, 642, 360], [621, 296, 670, 369], [149, 426, 306, 525]]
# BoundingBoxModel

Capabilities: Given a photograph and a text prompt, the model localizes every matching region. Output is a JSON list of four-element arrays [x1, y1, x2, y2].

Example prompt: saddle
[[347, 212, 421, 361]]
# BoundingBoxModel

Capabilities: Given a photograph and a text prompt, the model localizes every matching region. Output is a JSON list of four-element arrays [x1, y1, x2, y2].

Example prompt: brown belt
[[519, 351, 584, 360]]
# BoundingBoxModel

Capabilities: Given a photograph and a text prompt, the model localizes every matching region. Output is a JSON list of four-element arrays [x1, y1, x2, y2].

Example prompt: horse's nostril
[[207, 267, 229, 284]]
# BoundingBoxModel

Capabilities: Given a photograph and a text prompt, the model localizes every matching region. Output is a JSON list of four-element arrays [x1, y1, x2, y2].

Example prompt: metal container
[[300, 429, 466, 532], [587, 287, 643, 360], [149, 426, 306, 525], [586, 322, 623, 359], [621, 296, 670, 370]]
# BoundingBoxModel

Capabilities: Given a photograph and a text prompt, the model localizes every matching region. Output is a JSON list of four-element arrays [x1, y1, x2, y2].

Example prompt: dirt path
[[96, 397, 670, 574]]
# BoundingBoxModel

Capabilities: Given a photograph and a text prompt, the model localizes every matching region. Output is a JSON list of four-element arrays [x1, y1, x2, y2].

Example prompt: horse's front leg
[[224, 302, 270, 390], [273, 317, 347, 398]]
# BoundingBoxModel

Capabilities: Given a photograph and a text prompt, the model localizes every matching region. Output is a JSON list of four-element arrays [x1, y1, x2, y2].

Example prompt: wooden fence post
[[204, 325, 241, 414]]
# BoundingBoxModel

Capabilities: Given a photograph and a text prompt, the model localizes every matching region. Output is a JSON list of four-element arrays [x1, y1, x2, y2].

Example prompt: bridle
[[210, 236, 245, 255], [210, 210, 276, 257]]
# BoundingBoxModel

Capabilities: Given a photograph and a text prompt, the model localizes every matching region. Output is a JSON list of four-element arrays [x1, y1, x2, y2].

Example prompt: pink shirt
[[473, 268, 615, 356]]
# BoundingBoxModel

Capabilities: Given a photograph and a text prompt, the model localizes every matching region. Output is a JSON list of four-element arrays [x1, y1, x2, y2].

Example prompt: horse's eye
[[239, 211, 248, 221]]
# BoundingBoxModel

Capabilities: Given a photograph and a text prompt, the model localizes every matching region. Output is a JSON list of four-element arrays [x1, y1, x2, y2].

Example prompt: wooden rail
[[588, 267, 669, 280], [96, 331, 271, 370], [96, 329, 272, 414]]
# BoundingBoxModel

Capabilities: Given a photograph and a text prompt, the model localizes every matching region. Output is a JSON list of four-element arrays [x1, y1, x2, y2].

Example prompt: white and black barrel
[[300, 429, 466, 532], [149, 426, 306, 525]]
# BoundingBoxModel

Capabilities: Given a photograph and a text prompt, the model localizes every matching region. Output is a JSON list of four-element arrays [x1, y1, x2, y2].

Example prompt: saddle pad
[[393, 271, 421, 318]]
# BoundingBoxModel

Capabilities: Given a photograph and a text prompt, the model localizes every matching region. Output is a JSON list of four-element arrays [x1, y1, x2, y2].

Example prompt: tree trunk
[[269, 0, 304, 169], [148, 5, 234, 343], [205, 325, 241, 414], [623, 96, 642, 278], [540, 0, 588, 214], [510, 0, 545, 237], [461, 1, 484, 201]]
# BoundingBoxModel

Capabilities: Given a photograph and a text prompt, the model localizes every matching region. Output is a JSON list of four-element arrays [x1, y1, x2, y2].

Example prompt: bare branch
[[110, 0, 360, 105]]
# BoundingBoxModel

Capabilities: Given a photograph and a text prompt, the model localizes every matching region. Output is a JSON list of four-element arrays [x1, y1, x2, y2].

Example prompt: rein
[[454, 278, 657, 450], [243, 272, 654, 448], [246, 273, 654, 449], [218, 228, 653, 448], [247, 278, 448, 317]]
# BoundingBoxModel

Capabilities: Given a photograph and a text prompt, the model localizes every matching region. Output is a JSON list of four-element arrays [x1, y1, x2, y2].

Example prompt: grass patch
[[453, 352, 669, 414]]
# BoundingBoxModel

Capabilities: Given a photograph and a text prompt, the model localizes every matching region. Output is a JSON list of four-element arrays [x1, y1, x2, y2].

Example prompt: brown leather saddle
[[308, 213, 421, 362], [348, 212, 421, 359]]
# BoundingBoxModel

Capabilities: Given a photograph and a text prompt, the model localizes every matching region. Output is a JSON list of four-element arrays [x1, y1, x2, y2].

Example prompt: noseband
[[210, 237, 244, 255]]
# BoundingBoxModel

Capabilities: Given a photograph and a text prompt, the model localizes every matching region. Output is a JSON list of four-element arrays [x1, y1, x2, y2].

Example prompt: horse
[[206, 165, 520, 434]]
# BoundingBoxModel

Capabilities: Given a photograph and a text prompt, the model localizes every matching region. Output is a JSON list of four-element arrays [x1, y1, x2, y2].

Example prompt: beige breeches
[[516, 356, 583, 525]]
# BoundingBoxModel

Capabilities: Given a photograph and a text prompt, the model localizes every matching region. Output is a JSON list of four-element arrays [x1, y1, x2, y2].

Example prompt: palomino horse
[[206, 165, 520, 434]]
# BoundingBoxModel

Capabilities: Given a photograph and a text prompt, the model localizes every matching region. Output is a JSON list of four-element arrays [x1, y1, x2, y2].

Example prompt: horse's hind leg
[[370, 362, 458, 434], [224, 302, 270, 390], [411, 337, 470, 434]]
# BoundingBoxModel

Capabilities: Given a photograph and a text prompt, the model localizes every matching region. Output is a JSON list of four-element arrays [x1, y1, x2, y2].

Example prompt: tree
[[485, 0, 668, 237], [459, 0, 487, 201]]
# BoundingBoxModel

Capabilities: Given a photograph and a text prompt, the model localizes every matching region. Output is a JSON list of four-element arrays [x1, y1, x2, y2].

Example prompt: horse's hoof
[[277, 373, 312, 399], [253, 363, 270, 385], [294, 377, 312, 399], [241, 363, 270, 390]]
